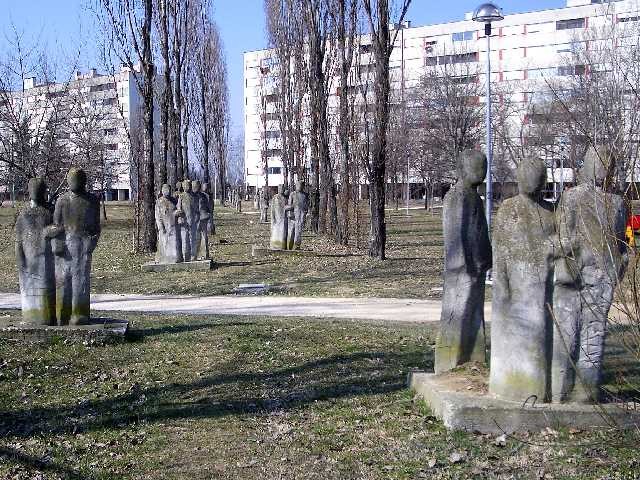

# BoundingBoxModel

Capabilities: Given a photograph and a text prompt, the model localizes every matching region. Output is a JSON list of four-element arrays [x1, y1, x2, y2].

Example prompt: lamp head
[[472, 2, 504, 23]]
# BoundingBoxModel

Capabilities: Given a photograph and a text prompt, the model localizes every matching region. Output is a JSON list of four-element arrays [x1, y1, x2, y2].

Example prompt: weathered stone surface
[[192, 180, 211, 260], [270, 186, 290, 250], [142, 259, 213, 272], [0, 316, 129, 345], [259, 190, 269, 224], [155, 184, 183, 264], [52, 168, 101, 326], [410, 372, 639, 434], [15, 178, 56, 325], [176, 180, 200, 262], [552, 146, 629, 403], [201, 182, 215, 235], [435, 150, 491, 374], [287, 181, 309, 250], [490, 157, 555, 403]]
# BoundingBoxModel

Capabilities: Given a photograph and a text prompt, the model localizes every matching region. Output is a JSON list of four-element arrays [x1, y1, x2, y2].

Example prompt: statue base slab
[[251, 246, 312, 257], [0, 317, 129, 345], [409, 372, 640, 434], [142, 259, 214, 272]]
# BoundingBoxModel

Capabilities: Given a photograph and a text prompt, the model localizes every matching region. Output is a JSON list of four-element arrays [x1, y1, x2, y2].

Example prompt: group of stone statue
[[16, 168, 101, 326], [269, 181, 309, 250], [155, 179, 213, 264], [436, 146, 628, 404]]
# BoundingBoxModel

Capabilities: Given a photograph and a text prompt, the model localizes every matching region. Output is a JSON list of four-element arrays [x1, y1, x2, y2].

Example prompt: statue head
[[28, 177, 47, 205], [67, 168, 87, 194], [201, 182, 208, 193], [183, 180, 192, 193], [459, 150, 487, 188], [517, 157, 547, 197], [296, 181, 304, 193], [175, 181, 182, 193], [192, 180, 201, 193], [278, 185, 285, 195], [580, 146, 615, 188], [161, 184, 171, 197]]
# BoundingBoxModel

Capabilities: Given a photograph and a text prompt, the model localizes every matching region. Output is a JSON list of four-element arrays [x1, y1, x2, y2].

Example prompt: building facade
[[1, 65, 149, 201], [243, 0, 639, 194]]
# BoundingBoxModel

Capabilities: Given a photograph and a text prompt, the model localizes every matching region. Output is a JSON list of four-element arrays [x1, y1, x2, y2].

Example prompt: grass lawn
[[0, 310, 638, 480], [0, 202, 444, 298]]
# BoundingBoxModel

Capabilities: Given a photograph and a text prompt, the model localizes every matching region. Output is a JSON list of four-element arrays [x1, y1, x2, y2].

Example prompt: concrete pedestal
[[0, 317, 129, 345], [142, 259, 214, 272], [409, 371, 640, 434]]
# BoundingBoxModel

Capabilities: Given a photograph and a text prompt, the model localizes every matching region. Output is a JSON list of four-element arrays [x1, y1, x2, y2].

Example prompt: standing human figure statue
[[260, 190, 270, 224], [176, 180, 200, 262], [155, 184, 183, 264], [53, 168, 101, 326], [15, 178, 56, 325], [192, 180, 211, 260], [287, 181, 309, 250], [489, 157, 556, 402], [270, 185, 290, 250], [552, 146, 628, 403], [201, 182, 215, 235], [175, 181, 183, 197], [435, 150, 492, 374]]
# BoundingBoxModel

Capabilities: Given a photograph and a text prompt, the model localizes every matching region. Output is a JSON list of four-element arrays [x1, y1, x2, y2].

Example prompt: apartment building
[[1, 64, 149, 201], [243, 0, 639, 193]]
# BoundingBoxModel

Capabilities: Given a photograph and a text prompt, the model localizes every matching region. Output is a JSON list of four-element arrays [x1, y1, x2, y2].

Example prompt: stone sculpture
[[192, 180, 211, 260], [260, 190, 269, 224], [435, 150, 492, 374], [489, 157, 555, 402], [175, 181, 183, 197], [287, 181, 309, 250], [15, 178, 56, 325], [201, 182, 215, 235], [52, 168, 101, 326], [176, 180, 200, 262], [270, 185, 290, 250], [552, 146, 628, 403], [155, 184, 183, 264]]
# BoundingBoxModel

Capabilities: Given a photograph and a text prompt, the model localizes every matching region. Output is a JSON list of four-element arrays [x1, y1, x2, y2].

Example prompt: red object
[[628, 215, 640, 230]]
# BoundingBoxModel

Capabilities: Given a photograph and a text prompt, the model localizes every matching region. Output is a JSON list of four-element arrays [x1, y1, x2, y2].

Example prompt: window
[[452, 75, 478, 85], [265, 130, 280, 139], [104, 128, 117, 135], [452, 31, 474, 42], [359, 44, 373, 54], [557, 64, 586, 76], [106, 144, 118, 151], [425, 52, 478, 66], [556, 18, 585, 30], [266, 149, 282, 158], [619, 16, 640, 23], [528, 67, 556, 79], [267, 167, 282, 175], [90, 83, 115, 93], [104, 98, 117, 106], [264, 93, 278, 104]]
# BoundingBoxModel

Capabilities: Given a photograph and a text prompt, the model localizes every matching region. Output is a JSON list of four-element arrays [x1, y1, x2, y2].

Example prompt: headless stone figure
[[202, 182, 215, 235], [489, 158, 555, 402], [288, 181, 309, 250], [270, 185, 291, 250], [176, 180, 200, 261], [53, 168, 101, 326], [260, 190, 269, 224], [435, 150, 491, 374], [192, 180, 211, 260], [552, 146, 628, 403], [15, 178, 56, 325], [155, 184, 183, 264]]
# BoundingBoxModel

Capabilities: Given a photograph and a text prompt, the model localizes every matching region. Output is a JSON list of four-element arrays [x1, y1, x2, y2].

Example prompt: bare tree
[[361, 0, 411, 259], [97, 0, 157, 252]]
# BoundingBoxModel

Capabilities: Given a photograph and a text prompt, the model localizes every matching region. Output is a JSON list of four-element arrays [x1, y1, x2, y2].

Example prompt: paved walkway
[[0, 293, 492, 323]]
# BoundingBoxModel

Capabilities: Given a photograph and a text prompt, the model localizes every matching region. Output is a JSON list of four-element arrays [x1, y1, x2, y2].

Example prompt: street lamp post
[[473, 2, 503, 233]]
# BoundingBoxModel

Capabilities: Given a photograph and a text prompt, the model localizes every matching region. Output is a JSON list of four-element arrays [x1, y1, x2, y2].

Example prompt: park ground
[[0, 203, 639, 478], [0, 309, 638, 480], [0, 203, 445, 299]]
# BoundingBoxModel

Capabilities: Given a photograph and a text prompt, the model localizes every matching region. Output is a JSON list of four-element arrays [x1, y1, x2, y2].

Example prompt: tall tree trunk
[[140, 0, 156, 252]]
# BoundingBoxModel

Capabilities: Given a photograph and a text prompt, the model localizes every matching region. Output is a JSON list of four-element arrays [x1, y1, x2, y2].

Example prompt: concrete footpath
[[0, 293, 492, 323]]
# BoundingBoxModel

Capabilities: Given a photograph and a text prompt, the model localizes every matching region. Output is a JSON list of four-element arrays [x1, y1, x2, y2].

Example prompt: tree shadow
[[0, 446, 94, 480], [0, 347, 432, 441], [127, 321, 256, 340]]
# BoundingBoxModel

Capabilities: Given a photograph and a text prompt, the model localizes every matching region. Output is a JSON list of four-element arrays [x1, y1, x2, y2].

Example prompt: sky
[[0, 0, 567, 136]]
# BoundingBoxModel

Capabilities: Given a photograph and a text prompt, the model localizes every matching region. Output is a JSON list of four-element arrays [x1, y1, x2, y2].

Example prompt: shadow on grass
[[0, 347, 432, 441], [127, 321, 256, 340], [0, 447, 94, 480]]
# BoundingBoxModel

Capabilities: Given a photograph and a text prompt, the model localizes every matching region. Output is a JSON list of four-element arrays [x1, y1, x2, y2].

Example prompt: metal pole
[[401, 26, 409, 216], [485, 23, 493, 232]]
